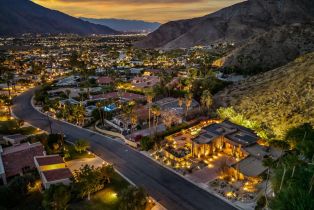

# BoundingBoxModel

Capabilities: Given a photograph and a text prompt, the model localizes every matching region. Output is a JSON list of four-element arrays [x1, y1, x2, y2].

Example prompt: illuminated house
[[34, 155, 72, 189], [192, 121, 258, 159], [164, 120, 281, 178], [192, 121, 281, 178]]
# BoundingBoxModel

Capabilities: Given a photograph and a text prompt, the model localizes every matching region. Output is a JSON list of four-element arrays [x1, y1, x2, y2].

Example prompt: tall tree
[[151, 105, 160, 136], [73, 165, 103, 201], [200, 90, 213, 113], [118, 186, 147, 210], [145, 89, 155, 137], [185, 93, 193, 118], [74, 139, 89, 153]]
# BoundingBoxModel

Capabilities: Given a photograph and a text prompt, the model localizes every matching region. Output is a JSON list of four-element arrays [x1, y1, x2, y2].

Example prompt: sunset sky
[[32, 0, 244, 23]]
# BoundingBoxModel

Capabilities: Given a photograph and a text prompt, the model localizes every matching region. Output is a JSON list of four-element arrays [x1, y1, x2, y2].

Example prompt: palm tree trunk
[[291, 165, 296, 178], [155, 116, 158, 136], [309, 173, 314, 194], [148, 106, 151, 137], [279, 166, 286, 192], [265, 168, 270, 208]]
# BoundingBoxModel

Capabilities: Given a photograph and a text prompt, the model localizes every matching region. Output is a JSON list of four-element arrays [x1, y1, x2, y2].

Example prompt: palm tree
[[130, 112, 138, 133], [145, 89, 155, 137], [151, 105, 161, 136], [201, 90, 213, 113], [96, 102, 104, 126], [65, 89, 71, 99], [178, 97, 183, 108], [73, 105, 85, 126], [185, 93, 193, 118], [3, 71, 14, 98]]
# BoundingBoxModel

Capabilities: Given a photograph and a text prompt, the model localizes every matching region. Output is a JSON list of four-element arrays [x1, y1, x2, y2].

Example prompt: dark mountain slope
[[0, 0, 117, 36], [219, 23, 314, 74], [215, 53, 314, 137], [135, 0, 314, 49]]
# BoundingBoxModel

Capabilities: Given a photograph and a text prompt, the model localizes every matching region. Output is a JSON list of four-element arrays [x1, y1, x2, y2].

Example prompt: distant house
[[131, 76, 160, 89], [59, 98, 80, 107], [34, 155, 72, 189], [0, 142, 45, 185], [97, 76, 113, 86], [155, 97, 200, 117], [89, 92, 145, 102]]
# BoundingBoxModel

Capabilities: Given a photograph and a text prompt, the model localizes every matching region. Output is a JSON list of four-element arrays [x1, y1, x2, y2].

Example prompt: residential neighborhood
[[0, 20, 313, 210]]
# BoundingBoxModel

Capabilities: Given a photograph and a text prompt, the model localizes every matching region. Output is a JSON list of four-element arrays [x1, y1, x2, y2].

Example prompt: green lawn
[[69, 172, 130, 210], [64, 144, 95, 161]]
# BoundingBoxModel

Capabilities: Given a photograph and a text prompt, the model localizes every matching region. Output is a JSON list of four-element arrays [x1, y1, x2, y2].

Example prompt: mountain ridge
[[0, 0, 118, 36], [80, 18, 160, 33], [135, 0, 314, 49]]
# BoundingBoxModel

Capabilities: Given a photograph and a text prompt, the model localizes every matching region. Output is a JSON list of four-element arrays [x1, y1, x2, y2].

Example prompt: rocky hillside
[[219, 23, 314, 74], [0, 0, 117, 36], [215, 53, 314, 137], [135, 0, 314, 49]]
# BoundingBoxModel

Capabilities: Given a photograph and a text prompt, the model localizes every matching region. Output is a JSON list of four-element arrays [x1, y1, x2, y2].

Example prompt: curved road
[[13, 88, 236, 210]]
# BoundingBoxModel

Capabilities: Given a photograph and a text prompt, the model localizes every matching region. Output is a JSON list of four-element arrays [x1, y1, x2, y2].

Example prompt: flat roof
[[42, 168, 72, 182], [3, 134, 27, 140], [226, 131, 259, 146], [203, 123, 234, 136], [35, 155, 64, 166], [2, 142, 43, 155], [194, 133, 216, 144], [233, 156, 266, 177], [154, 97, 199, 111]]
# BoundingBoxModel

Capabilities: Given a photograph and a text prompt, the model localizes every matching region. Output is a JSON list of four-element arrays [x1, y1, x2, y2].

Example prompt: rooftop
[[202, 120, 260, 147], [194, 133, 216, 144], [3, 134, 27, 141], [35, 155, 64, 166], [1, 142, 45, 177], [154, 97, 199, 114], [2, 142, 43, 155], [90, 92, 145, 101], [233, 156, 266, 177], [42, 168, 72, 182]]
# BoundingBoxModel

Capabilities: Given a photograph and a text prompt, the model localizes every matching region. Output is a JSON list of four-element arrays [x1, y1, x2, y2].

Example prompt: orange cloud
[[32, 0, 244, 23]]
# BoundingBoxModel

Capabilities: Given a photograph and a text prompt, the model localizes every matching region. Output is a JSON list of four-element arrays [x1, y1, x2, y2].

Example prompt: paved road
[[13, 88, 237, 210]]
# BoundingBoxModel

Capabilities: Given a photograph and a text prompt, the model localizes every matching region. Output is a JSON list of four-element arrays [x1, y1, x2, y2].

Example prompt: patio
[[186, 154, 237, 183]]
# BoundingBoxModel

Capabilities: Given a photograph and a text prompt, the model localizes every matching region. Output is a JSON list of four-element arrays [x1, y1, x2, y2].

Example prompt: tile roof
[[42, 168, 72, 182], [35, 155, 64, 166], [2, 143, 45, 177]]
